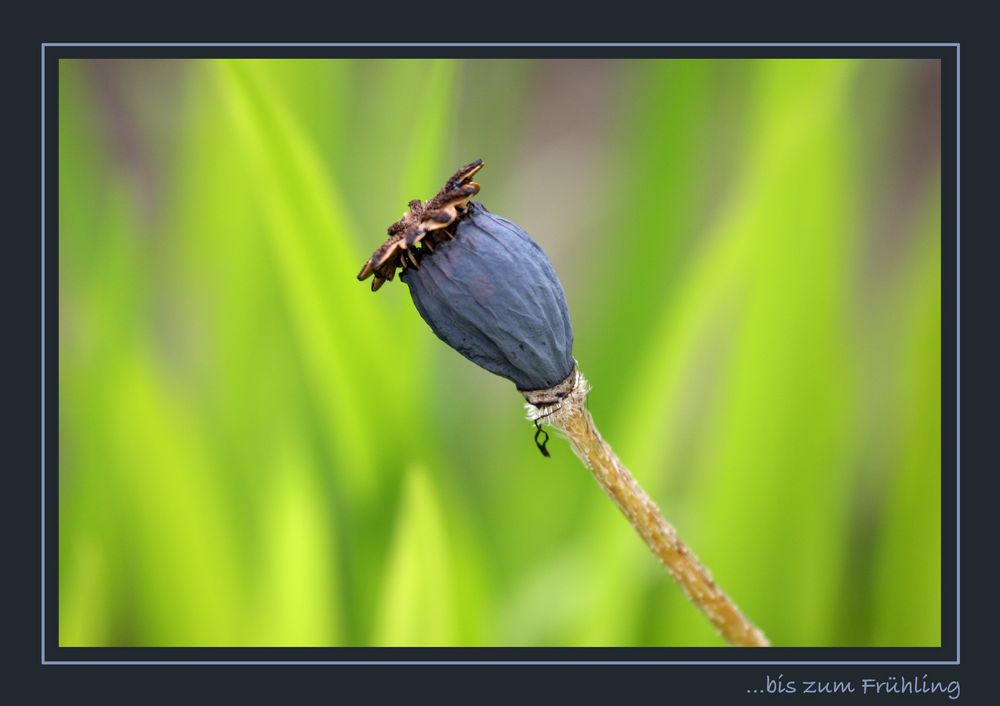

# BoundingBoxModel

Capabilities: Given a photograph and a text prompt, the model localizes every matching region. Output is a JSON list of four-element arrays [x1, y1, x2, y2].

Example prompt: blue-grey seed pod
[[400, 202, 575, 391]]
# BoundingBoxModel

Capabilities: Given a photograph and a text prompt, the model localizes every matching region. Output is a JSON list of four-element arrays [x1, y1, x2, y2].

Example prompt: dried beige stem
[[524, 366, 769, 647]]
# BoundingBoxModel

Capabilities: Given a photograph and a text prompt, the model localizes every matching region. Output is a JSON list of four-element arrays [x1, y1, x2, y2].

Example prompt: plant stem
[[524, 366, 770, 647]]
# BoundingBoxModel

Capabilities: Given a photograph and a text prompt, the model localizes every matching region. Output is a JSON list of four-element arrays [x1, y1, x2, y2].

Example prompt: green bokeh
[[59, 58, 941, 647]]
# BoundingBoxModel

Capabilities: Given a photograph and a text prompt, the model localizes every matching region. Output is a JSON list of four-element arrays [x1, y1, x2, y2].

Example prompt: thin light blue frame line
[[41, 42, 960, 47], [40, 40, 47, 667], [40, 42, 960, 666], [954, 42, 961, 665]]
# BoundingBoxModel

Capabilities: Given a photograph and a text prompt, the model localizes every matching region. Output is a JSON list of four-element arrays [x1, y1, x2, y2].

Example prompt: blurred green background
[[59, 58, 941, 647]]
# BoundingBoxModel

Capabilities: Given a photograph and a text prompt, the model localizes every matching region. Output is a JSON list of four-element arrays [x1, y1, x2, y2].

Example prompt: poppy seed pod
[[402, 202, 575, 391], [355, 162, 771, 645], [357, 160, 575, 392]]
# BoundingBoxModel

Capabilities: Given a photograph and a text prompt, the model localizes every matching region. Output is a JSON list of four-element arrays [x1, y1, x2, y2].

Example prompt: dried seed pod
[[358, 161, 575, 392], [402, 201, 575, 391], [354, 162, 771, 645]]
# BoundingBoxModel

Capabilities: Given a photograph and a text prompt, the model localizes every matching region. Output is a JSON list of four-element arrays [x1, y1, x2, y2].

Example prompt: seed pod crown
[[357, 159, 484, 291]]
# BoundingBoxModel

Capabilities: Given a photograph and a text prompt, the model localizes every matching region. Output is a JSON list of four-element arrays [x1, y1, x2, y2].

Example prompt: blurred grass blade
[[251, 433, 342, 645], [374, 467, 458, 645], [218, 60, 389, 499], [110, 351, 243, 645], [871, 184, 942, 646]]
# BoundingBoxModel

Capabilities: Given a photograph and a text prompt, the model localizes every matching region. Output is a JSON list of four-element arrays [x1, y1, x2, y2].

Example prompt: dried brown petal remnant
[[356, 159, 484, 291]]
